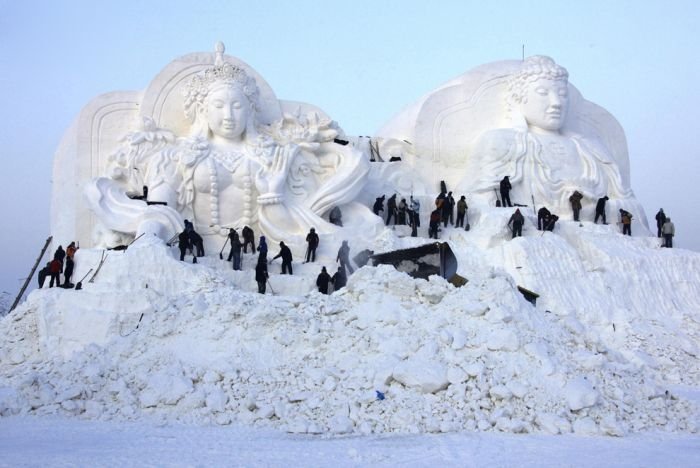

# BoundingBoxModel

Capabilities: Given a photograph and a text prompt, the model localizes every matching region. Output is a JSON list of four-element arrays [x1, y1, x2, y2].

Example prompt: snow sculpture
[[375, 56, 648, 225], [56, 43, 376, 250]]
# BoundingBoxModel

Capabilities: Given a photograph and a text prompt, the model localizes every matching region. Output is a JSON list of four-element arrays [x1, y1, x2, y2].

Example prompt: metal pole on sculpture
[[10, 236, 52, 312]]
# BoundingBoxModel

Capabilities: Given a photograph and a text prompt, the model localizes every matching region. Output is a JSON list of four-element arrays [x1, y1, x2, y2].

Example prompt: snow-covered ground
[[1, 203, 699, 464], [1, 416, 699, 467]]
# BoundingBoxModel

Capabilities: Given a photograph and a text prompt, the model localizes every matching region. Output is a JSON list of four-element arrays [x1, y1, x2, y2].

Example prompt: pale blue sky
[[1, 0, 698, 298]]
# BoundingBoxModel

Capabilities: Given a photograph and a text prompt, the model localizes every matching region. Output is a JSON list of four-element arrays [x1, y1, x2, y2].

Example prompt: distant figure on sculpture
[[305, 227, 319, 263], [620, 209, 633, 236], [569, 191, 583, 222], [655, 209, 666, 238], [271, 241, 293, 275], [595, 196, 609, 224], [508, 209, 524, 239], [661, 218, 675, 248], [499, 177, 512, 208]]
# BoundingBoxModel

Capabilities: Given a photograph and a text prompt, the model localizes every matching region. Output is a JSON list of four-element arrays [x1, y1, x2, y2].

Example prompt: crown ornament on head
[[183, 41, 259, 121]]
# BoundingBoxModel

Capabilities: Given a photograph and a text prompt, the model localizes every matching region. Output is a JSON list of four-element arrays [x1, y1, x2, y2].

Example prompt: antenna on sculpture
[[215, 41, 225, 66], [521, 44, 525, 61]]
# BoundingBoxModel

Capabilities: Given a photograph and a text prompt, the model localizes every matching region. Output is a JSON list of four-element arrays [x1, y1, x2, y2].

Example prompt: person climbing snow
[[508, 208, 524, 239]]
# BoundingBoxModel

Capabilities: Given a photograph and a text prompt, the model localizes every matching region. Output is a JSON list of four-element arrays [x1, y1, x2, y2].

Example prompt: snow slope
[[0, 205, 698, 438]]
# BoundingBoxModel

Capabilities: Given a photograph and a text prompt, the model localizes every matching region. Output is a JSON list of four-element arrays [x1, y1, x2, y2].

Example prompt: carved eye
[[212, 100, 224, 108], [536, 87, 548, 96], [232, 101, 242, 109]]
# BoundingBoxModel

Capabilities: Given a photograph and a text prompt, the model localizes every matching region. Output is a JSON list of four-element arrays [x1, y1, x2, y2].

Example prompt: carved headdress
[[182, 42, 260, 122]]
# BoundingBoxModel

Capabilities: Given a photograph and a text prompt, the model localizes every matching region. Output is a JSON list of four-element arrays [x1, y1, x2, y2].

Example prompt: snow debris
[[1, 215, 699, 436]]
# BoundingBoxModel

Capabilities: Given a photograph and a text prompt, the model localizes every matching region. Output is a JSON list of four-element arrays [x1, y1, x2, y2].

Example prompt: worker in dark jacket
[[508, 209, 525, 238], [242, 226, 255, 253], [569, 191, 583, 222], [499, 176, 512, 207], [331, 265, 347, 291], [53, 245, 66, 273], [386, 194, 397, 225], [373, 195, 385, 216], [255, 257, 269, 294], [305, 228, 319, 263], [594, 196, 609, 224], [257, 236, 269, 263], [655, 209, 666, 238], [537, 207, 551, 231], [272, 241, 293, 275], [189, 230, 204, 258], [316, 267, 331, 294], [178, 230, 190, 261], [228, 229, 243, 270]]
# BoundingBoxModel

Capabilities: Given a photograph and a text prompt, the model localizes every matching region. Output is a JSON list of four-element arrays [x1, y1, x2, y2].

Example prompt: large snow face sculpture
[[374, 56, 647, 225], [71, 43, 375, 250]]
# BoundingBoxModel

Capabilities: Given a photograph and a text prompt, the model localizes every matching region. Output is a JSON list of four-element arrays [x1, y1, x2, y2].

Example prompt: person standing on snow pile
[[410, 196, 421, 228], [48, 259, 61, 287], [272, 241, 293, 275], [429, 208, 441, 239], [331, 265, 347, 291], [63, 242, 78, 286], [373, 195, 385, 216], [257, 235, 268, 262], [305, 227, 319, 263], [446, 192, 455, 226], [386, 194, 398, 225], [229, 230, 243, 271], [189, 229, 205, 257], [316, 266, 331, 294], [662, 217, 675, 248], [255, 256, 269, 294], [569, 191, 583, 222], [499, 176, 513, 207], [619, 209, 633, 236], [594, 196, 609, 224], [336, 240, 354, 274], [226, 229, 239, 261], [398, 198, 408, 225], [241, 225, 255, 253], [53, 245, 66, 273], [655, 208, 666, 238], [456, 195, 468, 228], [508, 208, 525, 239], [178, 230, 190, 261], [537, 206, 551, 231]]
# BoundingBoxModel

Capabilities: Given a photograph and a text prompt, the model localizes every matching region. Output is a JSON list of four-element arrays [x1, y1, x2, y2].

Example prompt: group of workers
[[38, 242, 78, 288]]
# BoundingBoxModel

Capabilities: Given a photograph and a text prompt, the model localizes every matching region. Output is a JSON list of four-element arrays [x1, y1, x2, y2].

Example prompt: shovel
[[74, 268, 93, 291], [219, 237, 229, 260]]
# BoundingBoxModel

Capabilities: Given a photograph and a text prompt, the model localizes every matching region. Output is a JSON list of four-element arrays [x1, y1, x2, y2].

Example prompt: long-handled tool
[[465, 208, 471, 231], [74, 268, 93, 290], [219, 237, 229, 260]]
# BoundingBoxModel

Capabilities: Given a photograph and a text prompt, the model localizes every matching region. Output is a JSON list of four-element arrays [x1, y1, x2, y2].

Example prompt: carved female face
[[521, 77, 569, 133], [205, 84, 251, 141]]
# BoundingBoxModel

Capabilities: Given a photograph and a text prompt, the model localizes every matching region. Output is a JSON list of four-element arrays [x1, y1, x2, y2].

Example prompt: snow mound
[[1, 211, 699, 436]]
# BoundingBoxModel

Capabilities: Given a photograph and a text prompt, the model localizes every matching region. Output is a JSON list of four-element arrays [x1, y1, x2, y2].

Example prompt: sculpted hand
[[255, 144, 298, 195]]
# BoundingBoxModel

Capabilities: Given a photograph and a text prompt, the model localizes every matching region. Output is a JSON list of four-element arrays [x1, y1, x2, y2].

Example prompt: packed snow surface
[[1, 206, 699, 438]]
